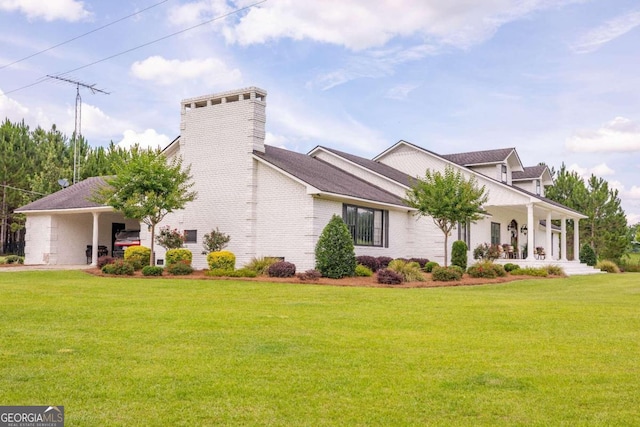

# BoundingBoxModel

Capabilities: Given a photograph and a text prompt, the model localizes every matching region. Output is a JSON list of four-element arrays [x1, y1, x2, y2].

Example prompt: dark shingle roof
[[441, 148, 515, 166], [318, 146, 412, 187], [16, 176, 108, 211], [512, 165, 548, 181], [254, 145, 406, 207]]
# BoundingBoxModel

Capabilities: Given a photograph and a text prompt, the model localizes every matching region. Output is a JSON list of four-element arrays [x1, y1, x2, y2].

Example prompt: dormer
[[441, 148, 524, 185], [512, 164, 553, 197]]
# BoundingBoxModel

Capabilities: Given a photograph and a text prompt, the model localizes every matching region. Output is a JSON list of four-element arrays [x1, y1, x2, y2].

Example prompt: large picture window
[[343, 204, 388, 247]]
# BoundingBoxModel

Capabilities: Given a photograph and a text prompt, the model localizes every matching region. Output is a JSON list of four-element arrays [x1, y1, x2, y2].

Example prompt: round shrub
[[376, 268, 403, 285], [268, 261, 296, 278], [449, 265, 465, 276], [166, 248, 192, 266], [142, 266, 164, 276], [579, 243, 597, 266], [451, 240, 468, 271], [315, 215, 356, 278], [596, 260, 620, 273], [166, 260, 194, 275], [207, 250, 236, 270], [124, 246, 151, 270], [544, 265, 566, 276], [467, 261, 506, 278], [355, 264, 373, 277], [424, 261, 439, 273], [408, 258, 430, 269], [296, 269, 322, 281], [356, 255, 380, 272], [376, 256, 393, 269], [102, 259, 134, 275], [503, 263, 520, 272], [97, 255, 114, 268], [431, 266, 462, 281]]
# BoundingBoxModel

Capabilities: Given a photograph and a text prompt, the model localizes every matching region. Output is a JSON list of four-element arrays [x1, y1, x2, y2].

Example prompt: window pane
[[342, 204, 386, 247], [373, 210, 382, 246], [184, 230, 197, 243]]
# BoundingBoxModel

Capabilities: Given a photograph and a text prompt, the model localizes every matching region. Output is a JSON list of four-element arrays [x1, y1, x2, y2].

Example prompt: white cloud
[[386, 84, 420, 100], [627, 212, 640, 226], [130, 56, 242, 86], [0, 0, 91, 22], [567, 163, 615, 179], [173, 1, 578, 51], [590, 163, 615, 176], [566, 117, 640, 152], [116, 129, 172, 151], [0, 89, 55, 129], [572, 10, 640, 54], [627, 186, 640, 200]]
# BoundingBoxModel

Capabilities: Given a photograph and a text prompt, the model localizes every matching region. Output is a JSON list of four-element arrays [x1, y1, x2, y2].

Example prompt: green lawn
[[1, 272, 639, 426]]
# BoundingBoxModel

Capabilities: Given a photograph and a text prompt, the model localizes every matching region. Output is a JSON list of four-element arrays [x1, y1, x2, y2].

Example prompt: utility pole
[[46, 75, 109, 184]]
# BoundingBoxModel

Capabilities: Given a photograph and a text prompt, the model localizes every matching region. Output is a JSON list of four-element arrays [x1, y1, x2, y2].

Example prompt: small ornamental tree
[[451, 240, 468, 271], [92, 148, 197, 266], [201, 228, 231, 254], [155, 226, 185, 250], [579, 243, 597, 266], [315, 214, 356, 278], [406, 166, 488, 266]]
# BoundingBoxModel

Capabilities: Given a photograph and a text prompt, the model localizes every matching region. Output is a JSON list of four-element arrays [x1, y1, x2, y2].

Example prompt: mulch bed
[[84, 267, 535, 288]]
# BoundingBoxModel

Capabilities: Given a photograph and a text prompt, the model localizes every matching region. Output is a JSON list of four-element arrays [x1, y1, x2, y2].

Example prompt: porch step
[[494, 259, 604, 276]]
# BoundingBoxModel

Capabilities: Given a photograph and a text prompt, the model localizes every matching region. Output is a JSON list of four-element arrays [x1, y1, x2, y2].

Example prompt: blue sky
[[1, 0, 639, 224]]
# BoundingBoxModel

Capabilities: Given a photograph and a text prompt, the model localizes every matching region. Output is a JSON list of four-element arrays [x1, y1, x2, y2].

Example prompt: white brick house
[[17, 86, 595, 274]]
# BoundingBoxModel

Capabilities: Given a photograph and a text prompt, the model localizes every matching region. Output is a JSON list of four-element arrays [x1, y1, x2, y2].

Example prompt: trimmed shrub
[[97, 255, 114, 268], [244, 257, 280, 275], [268, 261, 296, 278], [596, 260, 620, 273], [579, 243, 597, 266], [356, 256, 380, 272], [5, 255, 24, 264], [431, 266, 462, 281], [102, 259, 134, 275], [355, 264, 373, 277], [166, 248, 192, 266], [201, 228, 231, 254], [124, 246, 151, 270], [449, 265, 465, 276], [510, 267, 548, 277], [207, 250, 236, 271], [142, 266, 164, 276], [503, 263, 520, 272], [408, 258, 430, 269], [467, 261, 498, 278], [166, 260, 194, 275], [315, 214, 356, 278], [544, 265, 566, 276], [376, 268, 403, 285], [296, 269, 322, 281], [376, 256, 393, 269], [388, 259, 425, 282], [424, 261, 439, 273], [451, 240, 468, 271]]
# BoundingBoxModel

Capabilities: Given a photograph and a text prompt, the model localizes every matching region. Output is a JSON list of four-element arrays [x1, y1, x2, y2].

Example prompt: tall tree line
[[545, 163, 629, 263], [0, 119, 133, 254]]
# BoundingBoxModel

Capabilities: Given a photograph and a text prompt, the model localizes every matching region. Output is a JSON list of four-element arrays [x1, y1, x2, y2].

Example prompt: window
[[501, 164, 508, 183], [458, 219, 470, 248], [491, 222, 501, 245], [184, 230, 197, 243], [343, 204, 388, 247], [535, 179, 541, 195]]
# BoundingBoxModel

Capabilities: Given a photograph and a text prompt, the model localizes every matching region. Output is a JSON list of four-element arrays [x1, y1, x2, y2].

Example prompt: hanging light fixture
[[520, 225, 528, 235]]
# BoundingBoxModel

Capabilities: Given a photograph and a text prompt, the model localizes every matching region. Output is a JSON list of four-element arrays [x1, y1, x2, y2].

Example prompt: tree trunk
[[150, 223, 156, 266], [443, 231, 449, 267]]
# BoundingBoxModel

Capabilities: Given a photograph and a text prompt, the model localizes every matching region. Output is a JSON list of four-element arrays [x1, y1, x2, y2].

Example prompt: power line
[[2, 0, 267, 97], [0, 184, 46, 196], [0, 0, 171, 71]]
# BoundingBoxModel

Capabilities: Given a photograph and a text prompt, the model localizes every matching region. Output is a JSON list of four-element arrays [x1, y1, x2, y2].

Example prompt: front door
[[111, 223, 126, 257]]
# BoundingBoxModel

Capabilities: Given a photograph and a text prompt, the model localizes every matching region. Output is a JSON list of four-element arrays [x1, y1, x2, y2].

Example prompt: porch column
[[561, 216, 567, 261], [546, 211, 552, 260], [91, 212, 100, 266], [527, 203, 534, 261], [573, 218, 580, 262]]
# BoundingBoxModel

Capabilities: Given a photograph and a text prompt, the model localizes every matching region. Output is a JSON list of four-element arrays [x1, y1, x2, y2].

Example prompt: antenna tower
[[46, 75, 109, 184]]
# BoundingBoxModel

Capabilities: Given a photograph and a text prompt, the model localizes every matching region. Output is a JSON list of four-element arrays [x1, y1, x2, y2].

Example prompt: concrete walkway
[[0, 264, 92, 272]]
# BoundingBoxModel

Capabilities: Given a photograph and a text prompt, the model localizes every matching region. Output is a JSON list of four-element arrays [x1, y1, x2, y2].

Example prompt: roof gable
[[16, 176, 108, 212], [254, 145, 406, 207]]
